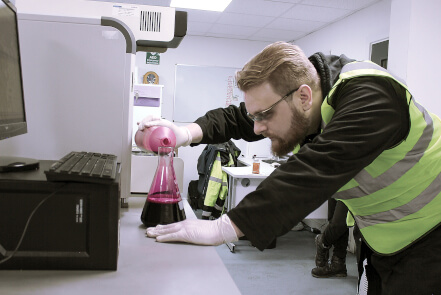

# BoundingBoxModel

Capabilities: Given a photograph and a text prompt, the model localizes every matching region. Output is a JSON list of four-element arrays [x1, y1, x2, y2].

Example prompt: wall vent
[[140, 11, 161, 32]]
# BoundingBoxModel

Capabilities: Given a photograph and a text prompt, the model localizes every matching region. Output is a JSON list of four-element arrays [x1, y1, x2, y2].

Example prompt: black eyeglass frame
[[247, 87, 299, 122]]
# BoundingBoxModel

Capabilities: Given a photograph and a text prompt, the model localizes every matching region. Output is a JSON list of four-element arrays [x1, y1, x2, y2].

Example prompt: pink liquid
[[141, 194, 186, 228]]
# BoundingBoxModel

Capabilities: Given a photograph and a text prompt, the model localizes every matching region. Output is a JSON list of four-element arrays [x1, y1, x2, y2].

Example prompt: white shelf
[[132, 84, 163, 146]]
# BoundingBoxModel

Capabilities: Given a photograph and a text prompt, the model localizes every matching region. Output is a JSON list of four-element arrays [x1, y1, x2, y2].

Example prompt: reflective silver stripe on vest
[[214, 203, 224, 211], [326, 61, 441, 231], [355, 169, 441, 229], [342, 61, 408, 87], [208, 156, 223, 184], [334, 98, 433, 200], [209, 175, 223, 183]]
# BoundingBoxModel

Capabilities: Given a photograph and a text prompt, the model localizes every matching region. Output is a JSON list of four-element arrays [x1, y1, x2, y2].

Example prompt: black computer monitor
[[0, 0, 39, 172]]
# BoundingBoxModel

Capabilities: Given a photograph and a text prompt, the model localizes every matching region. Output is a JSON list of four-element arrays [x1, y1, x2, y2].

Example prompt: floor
[[214, 225, 359, 295]]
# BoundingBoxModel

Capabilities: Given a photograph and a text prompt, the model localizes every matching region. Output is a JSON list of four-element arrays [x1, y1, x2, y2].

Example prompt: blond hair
[[236, 42, 320, 96]]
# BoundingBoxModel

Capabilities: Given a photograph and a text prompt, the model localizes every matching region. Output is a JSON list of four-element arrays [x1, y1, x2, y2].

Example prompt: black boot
[[311, 255, 347, 278], [314, 234, 330, 267]]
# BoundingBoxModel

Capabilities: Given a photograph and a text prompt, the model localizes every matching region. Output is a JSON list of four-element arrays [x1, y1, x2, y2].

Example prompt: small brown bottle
[[252, 155, 260, 174]]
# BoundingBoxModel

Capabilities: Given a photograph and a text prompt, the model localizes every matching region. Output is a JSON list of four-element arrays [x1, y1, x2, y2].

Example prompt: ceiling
[[94, 0, 382, 42]]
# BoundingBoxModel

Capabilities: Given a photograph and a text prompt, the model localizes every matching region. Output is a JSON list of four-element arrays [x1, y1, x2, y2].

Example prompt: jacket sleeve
[[226, 76, 410, 251], [192, 102, 264, 145]]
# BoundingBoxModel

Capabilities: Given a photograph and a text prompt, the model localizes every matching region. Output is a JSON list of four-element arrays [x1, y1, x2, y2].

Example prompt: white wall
[[389, 0, 441, 117], [295, 0, 441, 119], [135, 37, 271, 197], [295, 0, 391, 59], [135, 36, 271, 120]]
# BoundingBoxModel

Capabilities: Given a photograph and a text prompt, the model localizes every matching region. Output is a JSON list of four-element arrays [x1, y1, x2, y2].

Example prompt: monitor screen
[[0, 0, 39, 172], [0, 0, 27, 141]]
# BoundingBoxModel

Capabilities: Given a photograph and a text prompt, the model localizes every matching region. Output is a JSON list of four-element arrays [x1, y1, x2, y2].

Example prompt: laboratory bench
[[0, 196, 241, 295]]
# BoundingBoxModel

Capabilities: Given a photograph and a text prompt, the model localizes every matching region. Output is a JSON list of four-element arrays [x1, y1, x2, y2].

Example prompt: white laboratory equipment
[[0, 0, 187, 206]]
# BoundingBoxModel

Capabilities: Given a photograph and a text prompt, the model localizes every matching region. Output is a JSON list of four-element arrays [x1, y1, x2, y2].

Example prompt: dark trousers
[[322, 199, 349, 259], [355, 224, 441, 295]]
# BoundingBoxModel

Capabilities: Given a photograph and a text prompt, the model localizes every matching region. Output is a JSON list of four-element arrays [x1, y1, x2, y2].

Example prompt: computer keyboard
[[44, 151, 118, 184]]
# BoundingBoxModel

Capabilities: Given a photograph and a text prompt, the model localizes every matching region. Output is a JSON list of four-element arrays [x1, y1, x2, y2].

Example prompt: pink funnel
[[135, 126, 177, 153]]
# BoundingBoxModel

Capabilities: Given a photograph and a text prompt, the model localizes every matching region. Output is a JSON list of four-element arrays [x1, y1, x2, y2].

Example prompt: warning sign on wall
[[146, 52, 160, 65]]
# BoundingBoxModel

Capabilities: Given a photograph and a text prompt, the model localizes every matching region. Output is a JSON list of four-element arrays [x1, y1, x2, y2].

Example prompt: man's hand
[[137, 115, 192, 148], [146, 215, 239, 246]]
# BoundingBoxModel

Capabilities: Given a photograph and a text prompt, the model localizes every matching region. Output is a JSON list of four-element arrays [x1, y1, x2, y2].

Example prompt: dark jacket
[[188, 140, 241, 219], [197, 141, 240, 198]]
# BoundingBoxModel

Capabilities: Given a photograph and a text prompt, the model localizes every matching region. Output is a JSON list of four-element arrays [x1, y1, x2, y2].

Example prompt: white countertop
[[222, 156, 276, 178], [0, 197, 241, 295]]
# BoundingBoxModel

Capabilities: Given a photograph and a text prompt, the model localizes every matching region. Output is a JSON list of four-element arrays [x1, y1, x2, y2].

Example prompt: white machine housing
[[0, 0, 186, 205]]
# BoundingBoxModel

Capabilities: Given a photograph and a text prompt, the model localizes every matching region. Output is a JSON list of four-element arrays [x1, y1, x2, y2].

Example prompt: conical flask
[[141, 146, 186, 227]]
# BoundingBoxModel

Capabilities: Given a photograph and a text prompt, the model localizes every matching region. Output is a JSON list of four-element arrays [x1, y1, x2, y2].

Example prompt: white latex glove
[[137, 115, 192, 148], [145, 214, 239, 246]]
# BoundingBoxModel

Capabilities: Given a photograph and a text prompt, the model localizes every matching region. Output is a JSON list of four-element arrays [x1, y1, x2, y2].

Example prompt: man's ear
[[299, 84, 313, 111]]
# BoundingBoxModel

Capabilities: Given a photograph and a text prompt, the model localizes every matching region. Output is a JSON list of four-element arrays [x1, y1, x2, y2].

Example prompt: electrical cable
[[0, 184, 68, 265]]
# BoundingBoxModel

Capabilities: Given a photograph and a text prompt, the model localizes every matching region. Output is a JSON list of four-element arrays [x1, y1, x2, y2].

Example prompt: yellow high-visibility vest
[[322, 61, 441, 254]]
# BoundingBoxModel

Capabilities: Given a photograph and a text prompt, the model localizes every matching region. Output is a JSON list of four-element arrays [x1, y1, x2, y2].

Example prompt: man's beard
[[270, 105, 309, 157]]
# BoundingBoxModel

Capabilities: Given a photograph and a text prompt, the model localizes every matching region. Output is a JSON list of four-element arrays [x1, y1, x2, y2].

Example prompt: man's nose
[[253, 121, 267, 135]]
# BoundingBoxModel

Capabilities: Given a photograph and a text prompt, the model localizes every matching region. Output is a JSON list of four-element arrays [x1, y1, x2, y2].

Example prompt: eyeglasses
[[247, 87, 299, 122]]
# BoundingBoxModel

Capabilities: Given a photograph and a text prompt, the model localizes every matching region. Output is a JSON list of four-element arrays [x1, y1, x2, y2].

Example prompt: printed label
[[76, 198, 84, 224], [112, 5, 139, 17]]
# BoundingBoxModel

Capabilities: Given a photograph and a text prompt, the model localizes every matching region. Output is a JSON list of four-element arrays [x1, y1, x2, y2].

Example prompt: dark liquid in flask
[[141, 194, 186, 228]]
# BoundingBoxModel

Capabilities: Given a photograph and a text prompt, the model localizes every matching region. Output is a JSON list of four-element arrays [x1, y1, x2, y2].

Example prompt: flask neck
[[157, 146, 174, 166]]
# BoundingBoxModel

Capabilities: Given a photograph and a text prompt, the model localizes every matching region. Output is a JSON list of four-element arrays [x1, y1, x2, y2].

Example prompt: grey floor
[[214, 226, 359, 295]]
